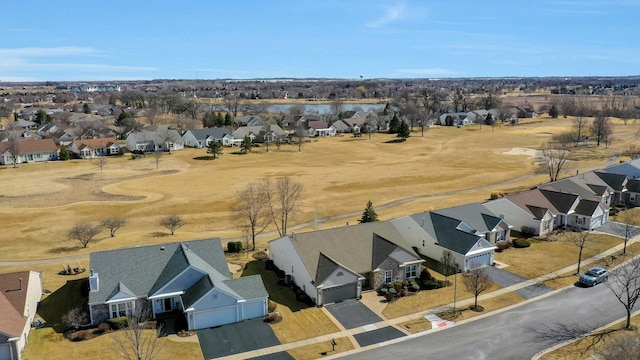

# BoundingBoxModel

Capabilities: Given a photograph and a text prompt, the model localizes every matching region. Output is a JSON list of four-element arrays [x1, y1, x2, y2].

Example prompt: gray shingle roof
[[225, 275, 268, 299], [185, 128, 231, 141], [434, 203, 503, 234], [89, 238, 234, 304], [575, 199, 601, 216], [287, 222, 418, 282], [539, 189, 580, 213]]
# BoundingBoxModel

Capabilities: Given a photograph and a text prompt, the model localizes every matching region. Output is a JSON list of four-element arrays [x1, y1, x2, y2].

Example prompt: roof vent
[[160, 246, 165, 251]]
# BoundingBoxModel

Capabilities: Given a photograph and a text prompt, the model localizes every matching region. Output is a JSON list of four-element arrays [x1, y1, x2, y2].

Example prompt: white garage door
[[466, 253, 492, 269], [243, 299, 265, 320], [0, 343, 12, 360], [321, 283, 357, 304], [591, 215, 603, 229], [193, 306, 238, 329]]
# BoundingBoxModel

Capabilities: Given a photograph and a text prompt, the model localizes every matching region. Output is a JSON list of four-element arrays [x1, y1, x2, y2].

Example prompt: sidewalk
[[215, 233, 639, 360]]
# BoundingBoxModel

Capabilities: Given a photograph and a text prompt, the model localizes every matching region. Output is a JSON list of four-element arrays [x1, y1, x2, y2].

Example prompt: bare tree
[[566, 230, 592, 275], [439, 250, 457, 285], [69, 222, 101, 248], [590, 114, 613, 147], [233, 183, 270, 250], [599, 333, 640, 359], [462, 265, 493, 311], [223, 94, 244, 117], [101, 217, 128, 237], [329, 100, 343, 122], [151, 151, 163, 169], [539, 133, 573, 182], [262, 176, 304, 237], [476, 92, 501, 110], [112, 302, 164, 360], [62, 307, 89, 330], [94, 158, 107, 173], [294, 122, 307, 152], [262, 124, 272, 152], [159, 215, 184, 235], [573, 115, 589, 146], [6, 130, 22, 168], [288, 104, 306, 123], [615, 208, 639, 255], [605, 255, 640, 329]]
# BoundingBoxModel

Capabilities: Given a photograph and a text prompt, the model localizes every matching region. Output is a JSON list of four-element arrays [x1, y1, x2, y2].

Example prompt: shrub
[[228, 242, 237, 253], [490, 192, 506, 200], [268, 300, 278, 313], [234, 241, 243, 252], [495, 240, 512, 252], [107, 317, 129, 329], [98, 322, 111, 332], [388, 288, 397, 295], [411, 283, 420, 292], [265, 259, 274, 270], [378, 287, 389, 296], [384, 291, 395, 302], [419, 268, 434, 282], [513, 238, 531, 248], [264, 312, 282, 324], [253, 251, 268, 260], [520, 226, 536, 237]]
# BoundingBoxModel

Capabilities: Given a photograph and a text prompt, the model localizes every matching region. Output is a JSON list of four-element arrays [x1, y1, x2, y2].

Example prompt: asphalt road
[[341, 272, 635, 360]]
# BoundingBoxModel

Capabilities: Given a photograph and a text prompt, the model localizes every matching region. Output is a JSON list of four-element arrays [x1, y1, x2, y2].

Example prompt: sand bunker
[[503, 148, 540, 159]]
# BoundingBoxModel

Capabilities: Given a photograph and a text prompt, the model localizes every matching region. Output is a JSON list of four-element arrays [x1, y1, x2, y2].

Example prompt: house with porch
[[182, 128, 232, 148], [125, 126, 184, 152], [0, 271, 42, 360], [88, 238, 268, 330], [0, 139, 58, 165], [269, 222, 424, 305], [70, 138, 121, 159]]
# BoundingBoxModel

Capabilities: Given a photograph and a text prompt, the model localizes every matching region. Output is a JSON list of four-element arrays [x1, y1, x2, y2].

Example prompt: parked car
[[579, 267, 609, 287]]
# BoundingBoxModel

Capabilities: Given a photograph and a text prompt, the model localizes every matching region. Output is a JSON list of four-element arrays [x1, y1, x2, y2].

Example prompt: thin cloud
[[396, 68, 459, 76], [0, 46, 96, 57], [366, 3, 409, 28], [0, 62, 157, 72]]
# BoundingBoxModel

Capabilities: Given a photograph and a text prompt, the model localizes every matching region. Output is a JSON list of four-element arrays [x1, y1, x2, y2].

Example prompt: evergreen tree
[[83, 103, 91, 114], [241, 136, 253, 154], [397, 120, 410, 140], [202, 111, 215, 128], [484, 112, 495, 125], [215, 112, 225, 127], [58, 144, 71, 160], [359, 200, 379, 223], [549, 104, 559, 118], [389, 112, 400, 134], [224, 113, 232, 126], [207, 141, 223, 159]]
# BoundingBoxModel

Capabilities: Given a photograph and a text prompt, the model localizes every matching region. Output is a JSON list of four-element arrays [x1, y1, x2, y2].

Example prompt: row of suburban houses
[[6, 158, 640, 358]]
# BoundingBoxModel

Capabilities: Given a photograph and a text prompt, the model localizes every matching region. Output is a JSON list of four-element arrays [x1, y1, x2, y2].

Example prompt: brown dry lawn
[[1, 116, 635, 262], [1, 115, 638, 359]]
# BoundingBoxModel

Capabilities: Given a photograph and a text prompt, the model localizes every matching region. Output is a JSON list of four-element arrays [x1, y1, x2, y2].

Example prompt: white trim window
[[110, 301, 135, 318], [404, 264, 418, 279], [384, 270, 393, 284]]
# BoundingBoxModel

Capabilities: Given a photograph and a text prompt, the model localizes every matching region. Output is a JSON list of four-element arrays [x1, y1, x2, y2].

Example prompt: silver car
[[579, 267, 609, 287]]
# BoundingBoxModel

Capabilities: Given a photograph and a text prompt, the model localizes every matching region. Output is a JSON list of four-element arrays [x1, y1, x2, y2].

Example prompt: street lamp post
[[452, 264, 460, 318]]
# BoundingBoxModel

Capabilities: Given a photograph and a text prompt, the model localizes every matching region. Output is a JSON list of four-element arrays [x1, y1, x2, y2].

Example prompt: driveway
[[325, 299, 383, 329], [353, 326, 406, 347], [594, 221, 640, 239], [197, 318, 282, 359], [484, 266, 553, 299]]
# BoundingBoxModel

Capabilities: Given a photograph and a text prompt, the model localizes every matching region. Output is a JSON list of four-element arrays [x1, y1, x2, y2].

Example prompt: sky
[[2, 0, 639, 82]]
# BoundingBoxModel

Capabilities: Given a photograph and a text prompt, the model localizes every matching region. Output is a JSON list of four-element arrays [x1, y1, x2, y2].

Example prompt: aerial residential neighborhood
[[3, 1, 640, 359]]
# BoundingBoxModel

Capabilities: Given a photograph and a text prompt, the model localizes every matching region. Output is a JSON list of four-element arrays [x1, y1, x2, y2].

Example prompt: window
[[496, 230, 506, 242], [404, 264, 418, 279], [631, 193, 636, 202], [110, 301, 134, 319], [384, 270, 393, 284]]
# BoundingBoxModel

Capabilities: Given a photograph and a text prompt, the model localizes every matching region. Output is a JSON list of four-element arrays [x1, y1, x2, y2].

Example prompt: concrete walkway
[[214, 233, 640, 360]]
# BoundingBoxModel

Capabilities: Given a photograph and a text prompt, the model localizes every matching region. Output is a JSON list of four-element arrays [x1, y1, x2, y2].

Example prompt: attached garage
[[0, 343, 12, 360], [320, 282, 357, 305], [465, 252, 493, 269], [192, 306, 238, 329], [242, 299, 266, 320]]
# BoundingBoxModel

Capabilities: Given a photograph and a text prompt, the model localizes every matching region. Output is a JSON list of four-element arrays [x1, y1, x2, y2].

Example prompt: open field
[[1, 116, 637, 263]]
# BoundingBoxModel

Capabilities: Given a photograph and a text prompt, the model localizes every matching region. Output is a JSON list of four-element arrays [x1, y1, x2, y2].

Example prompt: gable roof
[[286, 222, 419, 282], [593, 171, 628, 192], [539, 188, 580, 213], [502, 188, 559, 217], [0, 271, 31, 337], [89, 238, 231, 304], [601, 158, 640, 179], [433, 203, 504, 234], [574, 199, 602, 216], [0, 138, 58, 155], [184, 128, 231, 141], [127, 126, 183, 144], [73, 137, 119, 150], [425, 212, 493, 254]]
